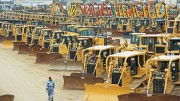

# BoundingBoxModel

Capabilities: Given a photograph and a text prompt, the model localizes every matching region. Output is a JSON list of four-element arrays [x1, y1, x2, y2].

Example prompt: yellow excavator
[[84, 51, 147, 101], [146, 55, 180, 94], [61, 45, 116, 90]]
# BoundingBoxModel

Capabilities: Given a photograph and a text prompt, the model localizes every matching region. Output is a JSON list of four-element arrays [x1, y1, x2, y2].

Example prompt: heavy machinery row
[[0, 1, 180, 101]]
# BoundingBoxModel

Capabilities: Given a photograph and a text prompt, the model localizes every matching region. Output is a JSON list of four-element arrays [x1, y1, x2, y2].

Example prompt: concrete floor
[[0, 44, 84, 101]]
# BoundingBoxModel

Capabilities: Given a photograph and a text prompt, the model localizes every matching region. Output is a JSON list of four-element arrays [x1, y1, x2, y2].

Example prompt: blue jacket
[[46, 80, 55, 90]]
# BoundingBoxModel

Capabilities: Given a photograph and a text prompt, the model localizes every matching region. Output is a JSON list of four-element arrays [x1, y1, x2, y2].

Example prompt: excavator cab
[[84, 51, 146, 101], [146, 55, 180, 94]]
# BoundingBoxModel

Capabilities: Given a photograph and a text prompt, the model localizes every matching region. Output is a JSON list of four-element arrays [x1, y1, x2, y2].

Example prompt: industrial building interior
[[0, 0, 180, 101]]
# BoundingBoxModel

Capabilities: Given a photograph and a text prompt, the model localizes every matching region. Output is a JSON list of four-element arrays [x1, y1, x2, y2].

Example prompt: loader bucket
[[18, 44, 29, 54], [84, 83, 130, 101], [49, 59, 82, 71], [63, 73, 104, 90], [117, 93, 180, 101], [35, 52, 62, 64], [2, 41, 13, 48], [28, 45, 42, 56], [13, 42, 25, 51]]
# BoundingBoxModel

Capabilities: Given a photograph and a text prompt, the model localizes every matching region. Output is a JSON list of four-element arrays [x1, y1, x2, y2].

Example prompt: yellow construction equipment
[[28, 26, 47, 56], [0, 22, 14, 42], [165, 20, 180, 35], [49, 33, 90, 70], [138, 34, 171, 58], [61, 45, 116, 90], [34, 30, 65, 64], [117, 93, 180, 101], [146, 55, 180, 94], [13, 25, 36, 51], [126, 33, 146, 51], [82, 45, 116, 77], [35, 29, 59, 64], [85, 51, 147, 101], [167, 37, 180, 55]]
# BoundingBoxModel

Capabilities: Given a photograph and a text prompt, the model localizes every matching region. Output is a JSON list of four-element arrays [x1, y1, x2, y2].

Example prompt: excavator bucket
[[28, 45, 42, 56], [18, 44, 29, 54], [84, 83, 130, 101], [35, 52, 62, 64], [13, 42, 25, 51], [63, 73, 104, 90], [49, 59, 82, 71], [2, 41, 13, 48], [117, 93, 180, 101]]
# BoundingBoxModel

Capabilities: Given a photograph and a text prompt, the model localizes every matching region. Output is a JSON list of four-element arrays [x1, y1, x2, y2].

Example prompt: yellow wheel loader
[[62, 45, 116, 90], [84, 51, 147, 101], [146, 55, 180, 94]]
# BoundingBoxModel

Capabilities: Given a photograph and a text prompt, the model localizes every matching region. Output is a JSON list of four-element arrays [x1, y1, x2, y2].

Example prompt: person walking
[[46, 77, 55, 101]]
